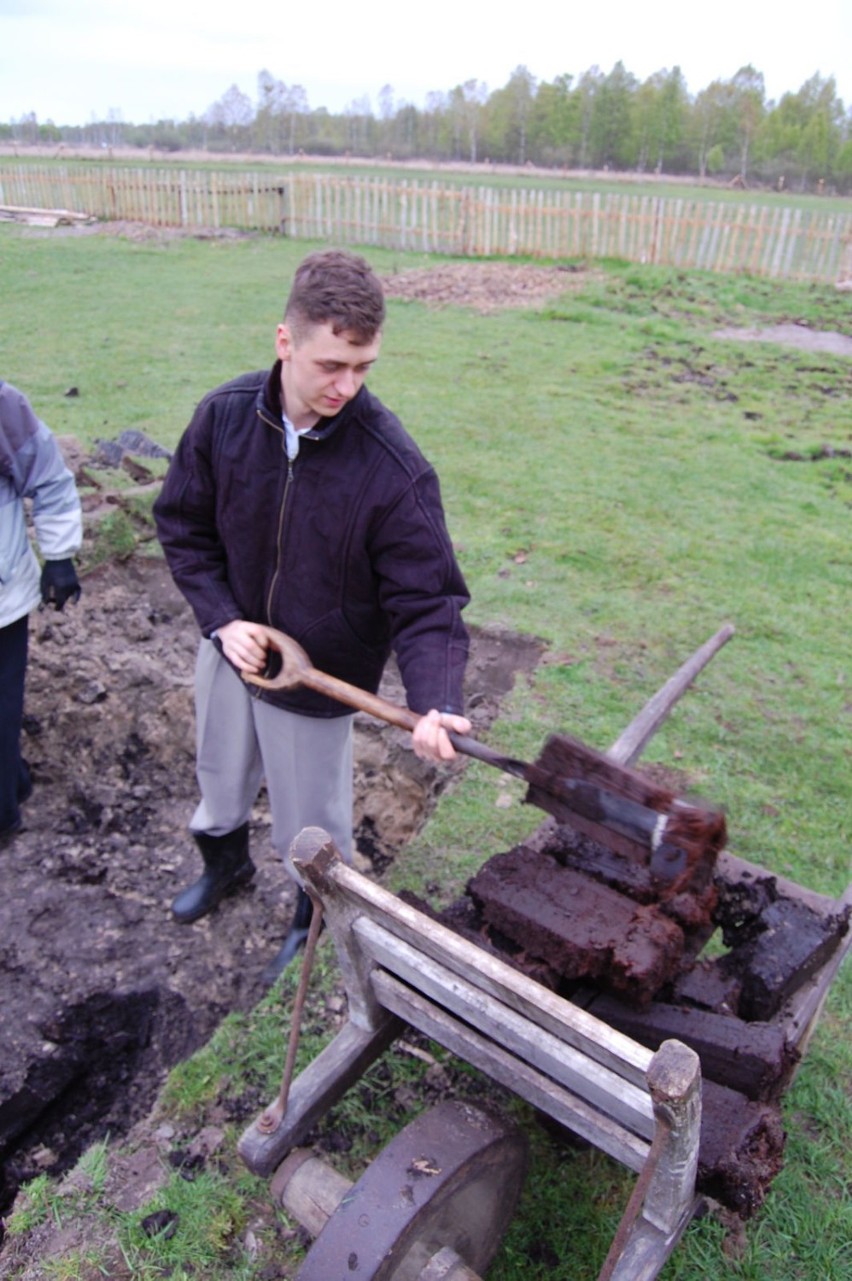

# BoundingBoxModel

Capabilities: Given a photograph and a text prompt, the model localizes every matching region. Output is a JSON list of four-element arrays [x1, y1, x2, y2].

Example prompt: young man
[[0, 380, 82, 842], [154, 249, 471, 975]]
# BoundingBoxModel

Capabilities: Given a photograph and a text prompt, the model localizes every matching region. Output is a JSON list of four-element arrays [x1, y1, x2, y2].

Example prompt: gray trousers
[[190, 639, 353, 883]]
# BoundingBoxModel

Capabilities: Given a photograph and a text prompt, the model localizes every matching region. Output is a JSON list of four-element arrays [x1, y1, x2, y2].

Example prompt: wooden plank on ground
[[0, 203, 92, 225]]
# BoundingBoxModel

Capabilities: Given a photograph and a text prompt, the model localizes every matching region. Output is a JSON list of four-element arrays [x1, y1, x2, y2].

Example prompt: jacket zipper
[[265, 433, 295, 625]]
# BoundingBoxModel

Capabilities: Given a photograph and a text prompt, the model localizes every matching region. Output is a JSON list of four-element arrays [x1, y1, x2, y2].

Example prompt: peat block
[[586, 993, 799, 1101], [467, 844, 685, 1007], [720, 896, 851, 1021], [671, 956, 743, 1014], [714, 873, 779, 943], [438, 813, 848, 1221], [545, 824, 718, 936], [398, 889, 561, 990], [546, 826, 655, 900], [697, 1079, 786, 1217], [539, 1075, 785, 1217]]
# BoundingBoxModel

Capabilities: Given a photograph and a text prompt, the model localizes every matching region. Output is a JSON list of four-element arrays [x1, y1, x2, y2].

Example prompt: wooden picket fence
[[2, 164, 850, 285]]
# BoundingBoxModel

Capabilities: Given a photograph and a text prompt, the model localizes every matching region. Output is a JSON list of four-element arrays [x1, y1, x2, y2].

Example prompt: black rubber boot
[[171, 823, 255, 924], [262, 888, 314, 984]]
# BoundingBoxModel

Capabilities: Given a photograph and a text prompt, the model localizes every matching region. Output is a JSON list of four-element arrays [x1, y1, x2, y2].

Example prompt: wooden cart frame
[[239, 626, 852, 1280]]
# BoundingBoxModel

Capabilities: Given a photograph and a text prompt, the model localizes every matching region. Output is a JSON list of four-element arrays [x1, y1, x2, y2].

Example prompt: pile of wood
[[0, 204, 94, 228]]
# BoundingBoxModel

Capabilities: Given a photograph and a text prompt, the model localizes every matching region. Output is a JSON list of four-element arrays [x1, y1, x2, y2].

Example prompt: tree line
[[6, 62, 852, 194]]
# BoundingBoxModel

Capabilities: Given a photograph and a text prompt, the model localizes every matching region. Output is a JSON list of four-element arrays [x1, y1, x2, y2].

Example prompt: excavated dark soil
[[0, 552, 543, 1215]]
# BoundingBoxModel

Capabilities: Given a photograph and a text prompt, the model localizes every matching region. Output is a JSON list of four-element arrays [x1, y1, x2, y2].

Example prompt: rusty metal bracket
[[257, 888, 325, 1135]]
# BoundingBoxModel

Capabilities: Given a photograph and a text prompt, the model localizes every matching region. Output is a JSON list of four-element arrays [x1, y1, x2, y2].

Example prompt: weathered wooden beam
[[371, 968, 651, 1173], [0, 203, 93, 225], [238, 1014, 401, 1178], [643, 1040, 703, 1231], [298, 833, 654, 1088], [599, 1205, 702, 1281], [607, 624, 735, 767], [597, 1039, 702, 1280], [354, 915, 654, 1138]]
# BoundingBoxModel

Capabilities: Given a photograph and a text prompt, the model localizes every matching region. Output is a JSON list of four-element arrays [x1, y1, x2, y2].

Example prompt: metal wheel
[[296, 1098, 528, 1281]]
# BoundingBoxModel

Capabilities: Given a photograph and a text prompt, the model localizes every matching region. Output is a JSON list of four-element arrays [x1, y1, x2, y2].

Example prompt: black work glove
[[40, 559, 82, 611]]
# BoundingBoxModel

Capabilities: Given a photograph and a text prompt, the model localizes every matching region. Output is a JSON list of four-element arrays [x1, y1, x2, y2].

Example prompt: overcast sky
[[2, 0, 849, 126]]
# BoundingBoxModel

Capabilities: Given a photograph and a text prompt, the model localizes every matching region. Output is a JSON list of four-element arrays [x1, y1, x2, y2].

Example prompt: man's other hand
[[411, 709, 472, 762], [216, 620, 271, 674]]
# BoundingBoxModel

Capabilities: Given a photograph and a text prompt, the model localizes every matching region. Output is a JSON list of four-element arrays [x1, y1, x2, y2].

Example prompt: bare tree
[[283, 85, 309, 154], [257, 69, 287, 151], [730, 65, 766, 180], [460, 79, 488, 162], [205, 84, 254, 149], [378, 84, 395, 121], [344, 94, 374, 154]]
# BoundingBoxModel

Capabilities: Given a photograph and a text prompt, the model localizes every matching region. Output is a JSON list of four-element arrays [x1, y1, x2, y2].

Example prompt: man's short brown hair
[[284, 249, 386, 343]]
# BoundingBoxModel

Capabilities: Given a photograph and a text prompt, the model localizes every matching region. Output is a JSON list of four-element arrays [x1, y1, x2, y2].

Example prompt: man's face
[[276, 320, 381, 429]]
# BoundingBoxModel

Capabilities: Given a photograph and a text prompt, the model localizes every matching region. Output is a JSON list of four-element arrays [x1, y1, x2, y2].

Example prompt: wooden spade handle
[[299, 664, 421, 733], [240, 626, 690, 851], [303, 674, 524, 777], [242, 625, 420, 732], [242, 625, 528, 777]]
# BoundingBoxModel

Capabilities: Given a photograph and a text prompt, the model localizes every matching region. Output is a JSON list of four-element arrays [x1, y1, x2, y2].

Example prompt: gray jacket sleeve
[[0, 381, 83, 563]]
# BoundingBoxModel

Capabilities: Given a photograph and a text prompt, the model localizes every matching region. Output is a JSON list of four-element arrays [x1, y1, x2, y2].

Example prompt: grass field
[[3, 222, 850, 1279]]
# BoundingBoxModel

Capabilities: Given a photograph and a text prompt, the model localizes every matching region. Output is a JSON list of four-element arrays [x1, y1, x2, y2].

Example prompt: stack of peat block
[[425, 735, 851, 1217]]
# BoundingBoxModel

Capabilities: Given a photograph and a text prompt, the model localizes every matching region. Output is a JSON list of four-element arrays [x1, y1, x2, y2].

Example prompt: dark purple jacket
[[154, 365, 469, 718]]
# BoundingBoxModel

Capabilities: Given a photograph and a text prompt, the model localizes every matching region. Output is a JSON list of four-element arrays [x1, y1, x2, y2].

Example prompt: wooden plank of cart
[[239, 624, 852, 1281]]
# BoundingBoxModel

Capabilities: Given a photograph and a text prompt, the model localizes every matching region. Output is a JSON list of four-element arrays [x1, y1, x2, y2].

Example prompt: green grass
[[116, 1168, 261, 1281], [2, 221, 850, 1279]]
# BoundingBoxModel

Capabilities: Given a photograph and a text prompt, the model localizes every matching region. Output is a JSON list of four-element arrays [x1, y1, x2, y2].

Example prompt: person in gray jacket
[[1, 380, 82, 841], [155, 250, 471, 977]]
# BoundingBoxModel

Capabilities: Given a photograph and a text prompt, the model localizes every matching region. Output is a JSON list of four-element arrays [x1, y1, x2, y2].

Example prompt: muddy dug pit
[[0, 553, 544, 1213]]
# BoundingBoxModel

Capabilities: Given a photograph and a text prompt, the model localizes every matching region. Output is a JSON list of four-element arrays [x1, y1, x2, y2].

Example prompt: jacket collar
[[260, 361, 365, 443]]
